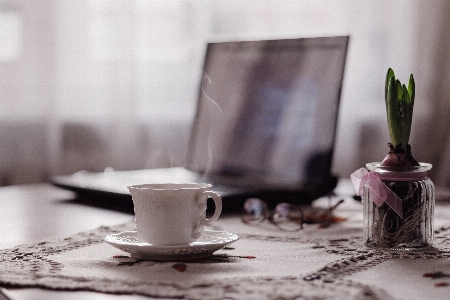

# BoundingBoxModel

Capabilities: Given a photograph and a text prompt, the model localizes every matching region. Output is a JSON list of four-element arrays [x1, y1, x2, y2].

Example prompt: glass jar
[[362, 163, 434, 250]]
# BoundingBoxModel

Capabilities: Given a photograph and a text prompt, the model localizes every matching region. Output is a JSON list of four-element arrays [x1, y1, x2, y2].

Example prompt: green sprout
[[385, 68, 415, 149]]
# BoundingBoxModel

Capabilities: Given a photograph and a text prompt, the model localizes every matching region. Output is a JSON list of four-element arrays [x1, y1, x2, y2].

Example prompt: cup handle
[[192, 191, 222, 239], [202, 191, 222, 225]]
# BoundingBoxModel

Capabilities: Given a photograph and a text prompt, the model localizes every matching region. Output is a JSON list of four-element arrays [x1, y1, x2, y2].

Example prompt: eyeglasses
[[242, 197, 345, 231]]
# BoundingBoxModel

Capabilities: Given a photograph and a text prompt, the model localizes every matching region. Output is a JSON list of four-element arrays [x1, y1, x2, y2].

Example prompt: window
[[0, 4, 21, 61]]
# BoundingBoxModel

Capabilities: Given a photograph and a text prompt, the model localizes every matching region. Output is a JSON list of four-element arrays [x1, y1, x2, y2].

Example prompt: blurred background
[[1, 0, 450, 188]]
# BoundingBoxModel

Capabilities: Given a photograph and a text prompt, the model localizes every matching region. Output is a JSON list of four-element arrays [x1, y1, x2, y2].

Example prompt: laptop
[[52, 36, 349, 212]]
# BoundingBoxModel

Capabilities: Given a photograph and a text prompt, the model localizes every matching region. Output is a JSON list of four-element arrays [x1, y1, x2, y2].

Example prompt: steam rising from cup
[[199, 73, 223, 182]]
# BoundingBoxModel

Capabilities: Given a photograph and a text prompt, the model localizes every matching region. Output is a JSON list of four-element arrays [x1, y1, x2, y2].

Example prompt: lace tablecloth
[[2, 198, 450, 300]]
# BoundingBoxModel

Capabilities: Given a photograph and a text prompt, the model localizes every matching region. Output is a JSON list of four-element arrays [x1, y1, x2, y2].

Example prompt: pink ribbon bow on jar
[[350, 168, 403, 218]]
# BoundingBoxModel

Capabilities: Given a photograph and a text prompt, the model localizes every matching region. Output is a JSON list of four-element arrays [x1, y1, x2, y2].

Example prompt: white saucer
[[105, 229, 239, 261]]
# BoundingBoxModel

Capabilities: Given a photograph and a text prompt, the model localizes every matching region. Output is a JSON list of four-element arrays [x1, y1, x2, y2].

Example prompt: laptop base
[[52, 174, 337, 213]]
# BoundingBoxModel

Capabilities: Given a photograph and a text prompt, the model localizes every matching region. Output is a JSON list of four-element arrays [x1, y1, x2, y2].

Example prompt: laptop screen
[[187, 36, 349, 188]]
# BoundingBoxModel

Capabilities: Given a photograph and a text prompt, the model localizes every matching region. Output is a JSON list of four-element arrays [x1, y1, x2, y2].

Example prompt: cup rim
[[127, 183, 213, 191]]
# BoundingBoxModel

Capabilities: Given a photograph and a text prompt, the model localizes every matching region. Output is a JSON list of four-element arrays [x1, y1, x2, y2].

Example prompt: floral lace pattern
[[1, 220, 450, 299]]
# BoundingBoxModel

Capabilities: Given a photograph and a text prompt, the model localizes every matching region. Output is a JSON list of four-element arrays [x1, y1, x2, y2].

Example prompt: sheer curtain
[[1, 0, 449, 187], [48, 0, 205, 175], [418, 1, 450, 186]]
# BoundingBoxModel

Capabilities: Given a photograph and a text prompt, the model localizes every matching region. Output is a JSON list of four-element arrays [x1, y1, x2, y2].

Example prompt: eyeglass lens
[[273, 203, 303, 231], [242, 198, 268, 225], [242, 198, 303, 231]]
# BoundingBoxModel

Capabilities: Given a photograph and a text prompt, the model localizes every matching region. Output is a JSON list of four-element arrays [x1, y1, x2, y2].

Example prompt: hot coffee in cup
[[128, 183, 222, 246]]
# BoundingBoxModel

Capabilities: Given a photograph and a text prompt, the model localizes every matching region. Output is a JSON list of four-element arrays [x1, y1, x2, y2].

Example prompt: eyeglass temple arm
[[328, 198, 344, 213]]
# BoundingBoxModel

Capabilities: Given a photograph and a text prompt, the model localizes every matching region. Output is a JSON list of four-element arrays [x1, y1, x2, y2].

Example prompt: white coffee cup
[[128, 183, 222, 246]]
